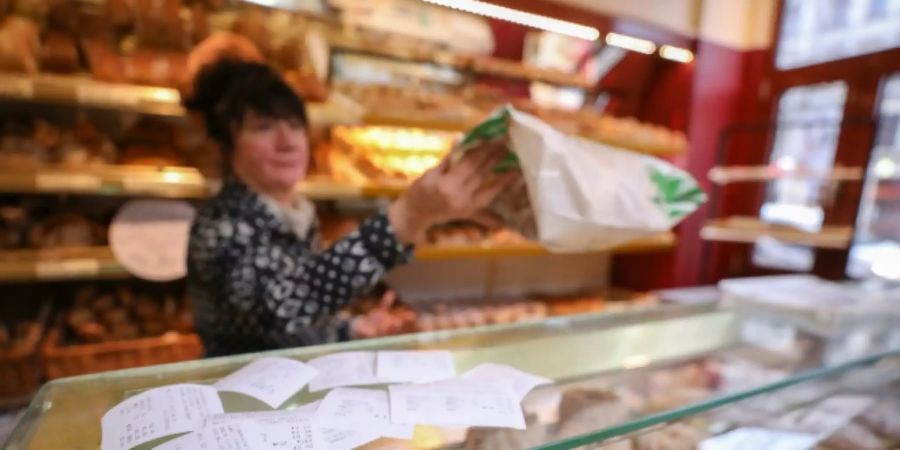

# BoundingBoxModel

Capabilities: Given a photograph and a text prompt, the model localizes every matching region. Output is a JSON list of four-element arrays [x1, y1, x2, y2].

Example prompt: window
[[847, 73, 900, 279], [753, 81, 848, 271], [776, 0, 900, 70]]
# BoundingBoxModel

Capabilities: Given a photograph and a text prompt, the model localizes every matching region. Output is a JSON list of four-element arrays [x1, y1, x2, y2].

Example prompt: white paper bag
[[456, 106, 705, 252]]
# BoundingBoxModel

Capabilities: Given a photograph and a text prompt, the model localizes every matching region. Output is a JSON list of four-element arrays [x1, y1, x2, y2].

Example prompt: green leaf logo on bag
[[649, 166, 707, 219], [459, 107, 519, 173]]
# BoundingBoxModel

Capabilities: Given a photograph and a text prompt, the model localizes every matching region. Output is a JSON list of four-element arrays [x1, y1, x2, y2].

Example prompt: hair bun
[[183, 58, 269, 114]]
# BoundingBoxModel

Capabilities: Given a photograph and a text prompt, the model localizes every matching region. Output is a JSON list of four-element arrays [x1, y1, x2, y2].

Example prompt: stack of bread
[[64, 285, 193, 344]]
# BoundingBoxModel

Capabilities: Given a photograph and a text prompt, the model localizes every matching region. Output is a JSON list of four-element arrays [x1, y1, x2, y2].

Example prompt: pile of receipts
[[100, 350, 552, 450]]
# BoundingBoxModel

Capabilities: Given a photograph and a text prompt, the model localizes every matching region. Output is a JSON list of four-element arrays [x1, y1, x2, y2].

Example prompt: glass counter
[[4, 302, 899, 450]]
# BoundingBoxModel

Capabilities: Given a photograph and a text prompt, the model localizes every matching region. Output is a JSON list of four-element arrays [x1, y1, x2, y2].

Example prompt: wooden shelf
[[0, 73, 185, 117], [329, 38, 591, 89], [0, 247, 128, 283], [416, 232, 677, 260], [0, 233, 676, 282], [0, 165, 404, 200], [361, 112, 477, 133], [708, 165, 864, 184], [0, 73, 363, 126], [701, 217, 853, 249]]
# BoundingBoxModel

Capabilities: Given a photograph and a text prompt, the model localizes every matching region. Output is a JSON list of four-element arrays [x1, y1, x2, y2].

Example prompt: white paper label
[[462, 363, 552, 400], [376, 350, 455, 383], [109, 200, 196, 282], [741, 319, 797, 353], [316, 388, 413, 439], [35, 259, 100, 279], [154, 422, 268, 450], [307, 352, 385, 392], [699, 427, 818, 450], [100, 384, 224, 450], [203, 410, 322, 450], [214, 357, 319, 408], [388, 381, 526, 429]]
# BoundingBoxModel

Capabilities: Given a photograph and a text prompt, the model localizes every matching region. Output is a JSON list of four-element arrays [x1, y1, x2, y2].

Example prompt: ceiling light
[[660, 45, 694, 63], [422, 0, 600, 41], [874, 157, 897, 179], [605, 32, 656, 54]]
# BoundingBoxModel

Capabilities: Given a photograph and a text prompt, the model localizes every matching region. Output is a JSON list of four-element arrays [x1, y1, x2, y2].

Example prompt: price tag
[[699, 427, 818, 450], [36, 173, 102, 191], [0, 77, 34, 98], [741, 318, 797, 353], [109, 200, 196, 281], [36, 259, 100, 279]]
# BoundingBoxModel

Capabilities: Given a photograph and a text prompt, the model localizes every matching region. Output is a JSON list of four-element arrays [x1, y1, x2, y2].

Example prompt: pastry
[[465, 414, 547, 450], [27, 213, 103, 249], [633, 423, 707, 450], [0, 16, 39, 74]]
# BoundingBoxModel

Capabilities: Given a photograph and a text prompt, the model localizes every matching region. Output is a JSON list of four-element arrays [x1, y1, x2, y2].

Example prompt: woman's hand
[[388, 142, 519, 244], [350, 291, 403, 339]]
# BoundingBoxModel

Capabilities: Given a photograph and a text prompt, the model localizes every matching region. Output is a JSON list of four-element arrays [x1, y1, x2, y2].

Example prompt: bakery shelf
[[0, 73, 185, 117], [361, 112, 478, 133], [708, 165, 864, 184], [329, 38, 592, 89], [701, 216, 853, 249], [0, 247, 128, 283], [0, 165, 404, 200], [0, 233, 677, 283], [0, 73, 362, 126], [416, 232, 677, 260]]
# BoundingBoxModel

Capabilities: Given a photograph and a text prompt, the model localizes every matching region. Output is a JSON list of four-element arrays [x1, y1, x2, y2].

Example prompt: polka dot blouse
[[187, 177, 412, 357]]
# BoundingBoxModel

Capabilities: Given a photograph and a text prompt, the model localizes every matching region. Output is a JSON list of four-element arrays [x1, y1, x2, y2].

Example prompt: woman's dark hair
[[183, 59, 308, 153]]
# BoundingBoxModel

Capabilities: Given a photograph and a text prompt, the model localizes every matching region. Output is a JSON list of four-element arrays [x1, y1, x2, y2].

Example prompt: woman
[[184, 58, 515, 357]]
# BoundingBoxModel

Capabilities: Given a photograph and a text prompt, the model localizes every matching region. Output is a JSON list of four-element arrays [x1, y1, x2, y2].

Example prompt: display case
[[4, 302, 900, 450]]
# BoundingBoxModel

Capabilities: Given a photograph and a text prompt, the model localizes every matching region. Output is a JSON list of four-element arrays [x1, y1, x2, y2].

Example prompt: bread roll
[[119, 145, 186, 167], [40, 33, 80, 73], [74, 322, 107, 343], [82, 39, 125, 83], [231, 9, 272, 56], [0, 324, 10, 347], [134, 0, 188, 49], [633, 423, 706, 450], [46, 0, 79, 34], [27, 213, 102, 248], [122, 50, 188, 87], [110, 322, 141, 340], [0, 16, 39, 74], [465, 414, 547, 450], [184, 31, 263, 91]]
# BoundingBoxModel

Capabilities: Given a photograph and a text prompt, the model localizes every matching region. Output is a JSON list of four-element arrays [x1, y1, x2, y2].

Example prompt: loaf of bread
[[46, 0, 79, 34], [82, 39, 126, 83], [633, 423, 707, 450], [40, 33, 80, 73], [121, 49, 188, 87], [185, 32, 263, 91], [65, 286, 195, 344], [554, 389, 633, 449], [133, 0, 188, 49], [27, 213, 104, 249], [231, 9, 272, 57], [464, 414, 547, 450], [0, 16, 39, 74]]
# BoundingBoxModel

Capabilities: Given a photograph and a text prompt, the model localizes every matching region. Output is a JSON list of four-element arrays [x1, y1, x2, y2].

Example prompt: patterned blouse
[[187, 177, 412, 357]]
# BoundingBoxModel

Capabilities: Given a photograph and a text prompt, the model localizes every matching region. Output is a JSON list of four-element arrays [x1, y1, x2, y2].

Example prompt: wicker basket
[[0, 320, 44, 400], [42, 330, 203, 379]]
